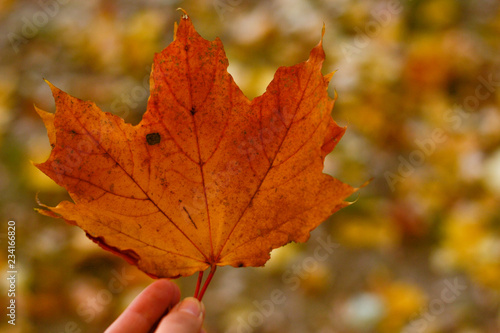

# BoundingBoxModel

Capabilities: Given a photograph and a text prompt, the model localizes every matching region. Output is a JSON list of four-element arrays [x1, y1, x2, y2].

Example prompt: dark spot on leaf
[[185, 45, 189, 51], [146, 132, 161, 145], [238, 262, 244, 267], [190, 107, 196, 115], [183, 206, 197, 229]]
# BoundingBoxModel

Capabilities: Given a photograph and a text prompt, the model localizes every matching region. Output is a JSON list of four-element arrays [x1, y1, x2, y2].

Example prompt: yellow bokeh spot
[[336, 218, 399, 249]]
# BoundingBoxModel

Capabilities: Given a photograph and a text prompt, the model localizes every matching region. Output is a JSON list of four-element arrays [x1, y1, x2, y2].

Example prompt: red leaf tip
[[177, 7, 189, 19], [307, 24, 326, 69]]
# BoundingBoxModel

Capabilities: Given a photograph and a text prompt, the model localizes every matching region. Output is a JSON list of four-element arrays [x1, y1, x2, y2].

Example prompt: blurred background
[[1, 0, 499, 332]]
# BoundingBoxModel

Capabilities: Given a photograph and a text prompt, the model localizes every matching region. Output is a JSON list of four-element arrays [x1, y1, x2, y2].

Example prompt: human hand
[[105, 279, 206, 333]]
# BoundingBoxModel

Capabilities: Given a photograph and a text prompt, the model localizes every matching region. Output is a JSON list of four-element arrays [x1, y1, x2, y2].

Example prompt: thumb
[[156, 297, 205, 333]]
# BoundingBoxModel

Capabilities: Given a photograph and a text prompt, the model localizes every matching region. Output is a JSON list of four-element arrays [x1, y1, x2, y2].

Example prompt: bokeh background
[[1, 0, 499, 332]]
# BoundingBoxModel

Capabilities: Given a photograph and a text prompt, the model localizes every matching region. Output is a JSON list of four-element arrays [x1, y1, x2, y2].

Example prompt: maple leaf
[[35, 13, 356, 299]]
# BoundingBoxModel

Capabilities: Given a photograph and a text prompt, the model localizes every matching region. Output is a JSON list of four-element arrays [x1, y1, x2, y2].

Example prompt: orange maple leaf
[[35, 13, 356, 299]]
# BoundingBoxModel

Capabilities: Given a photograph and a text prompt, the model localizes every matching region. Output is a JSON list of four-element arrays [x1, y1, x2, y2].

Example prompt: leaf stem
[[196, 265, 217, 301], [194, 271, 204, 299]]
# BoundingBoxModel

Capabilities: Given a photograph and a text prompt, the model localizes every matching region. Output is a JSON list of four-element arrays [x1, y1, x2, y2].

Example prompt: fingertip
[[104, 279, 182, 333], [178, 297, 204, 319], [156, 297, 205, 333]]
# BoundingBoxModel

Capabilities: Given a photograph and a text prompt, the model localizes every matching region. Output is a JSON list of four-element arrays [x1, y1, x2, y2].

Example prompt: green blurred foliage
[[0, 0, 499, 332]]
